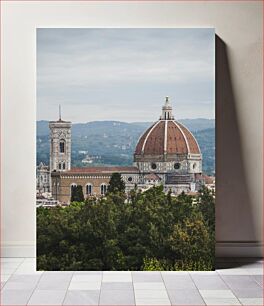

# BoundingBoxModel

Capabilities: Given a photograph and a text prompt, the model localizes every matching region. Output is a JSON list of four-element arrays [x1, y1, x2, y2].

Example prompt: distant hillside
[[37, 119, 215, 175], [37, 118, 215, 136], [37, 120, 50, 136], [193, 128, 215, 175], [179, 118, 215, 132]]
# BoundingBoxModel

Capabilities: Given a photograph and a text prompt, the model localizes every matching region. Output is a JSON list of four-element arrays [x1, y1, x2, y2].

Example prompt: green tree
[[107, 172, 125, 193], [37, 185, 215, 271], [71, 185, 84, 202], [197, 186, 215, 231]]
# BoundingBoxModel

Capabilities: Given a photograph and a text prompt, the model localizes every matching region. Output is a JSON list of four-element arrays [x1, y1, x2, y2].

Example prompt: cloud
[[37, 28, 215, 122]]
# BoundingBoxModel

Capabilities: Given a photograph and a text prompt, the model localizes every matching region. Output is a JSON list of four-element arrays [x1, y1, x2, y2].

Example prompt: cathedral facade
[[50, 97, 203, 203]]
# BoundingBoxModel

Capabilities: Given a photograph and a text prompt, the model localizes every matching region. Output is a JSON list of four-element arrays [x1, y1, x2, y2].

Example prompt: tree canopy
[[107, 172, 126, 194], [70, 185, 84, 202], [37, 177, 215, 271]]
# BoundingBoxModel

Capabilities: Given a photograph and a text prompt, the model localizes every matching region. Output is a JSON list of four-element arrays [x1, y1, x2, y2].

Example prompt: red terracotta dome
[[134, 97, 201, 157], [135, 120, 200, 156]]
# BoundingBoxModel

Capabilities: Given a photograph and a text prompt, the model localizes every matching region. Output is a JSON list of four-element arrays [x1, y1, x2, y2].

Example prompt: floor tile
[[231, 287, 263, 298], [74, 271, 102, 275], [135, 289, 169, 299], [0, 257, 263, 306], [163, 275, 196, 289], [37, 272, 72, 290], [1, 275, 11, 282], [245, 268, 263, 275], [167, 289, 205, 305], [134, 282, 166, 290], [217, 268, 249, 275], [63, 289, 100, 305], [99, 289, 135, 305], [27, 289, 66, 305], [71, 274, 102, 282], [8, 274, 41, 283], [14, 262, 43, 275], [203, 298, 241, 305], [135, 298, 171, 305], [1, 267, 18, 274], [101, 281, 133, 290], [23, 258, 36, 263], [0, 258, 25, 263], [1, 262, 21, 269], [132, 271, 163, 282], [221, 275, 261, 289], [102, 271, 131, 276], [3, 280, 38, 291], [252, 275, 263, 287], [199, 289, 237, 298], [69, 281, 101, 290], [1, 288, 33, 305], [161, 271, 189, 275], [239, 298, 264, 305], [191, 275, 228, 290], [103, 273, 132, 282], [189, 271, 218, 275]]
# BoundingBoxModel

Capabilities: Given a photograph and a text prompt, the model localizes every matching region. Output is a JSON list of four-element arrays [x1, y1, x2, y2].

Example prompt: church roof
[[195, 173, 215, 184], [144, 173, 161, 181], [134, 97, 201, 158], [65, 166, 139, 174], [203, 174, 215, 184]]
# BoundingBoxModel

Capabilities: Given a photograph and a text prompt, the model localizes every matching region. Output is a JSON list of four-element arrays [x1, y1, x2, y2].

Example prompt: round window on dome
[[151, 163, 157, 170], [174, 162, 181, 170], [128, 177, 133, 182]]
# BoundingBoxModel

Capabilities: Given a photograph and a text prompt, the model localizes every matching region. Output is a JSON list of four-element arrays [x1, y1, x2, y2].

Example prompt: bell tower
[[49, 106, 72, 172]]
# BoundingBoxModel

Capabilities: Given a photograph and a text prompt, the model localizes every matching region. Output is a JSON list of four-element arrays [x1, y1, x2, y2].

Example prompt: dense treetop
[[37, 179, 215, 271]]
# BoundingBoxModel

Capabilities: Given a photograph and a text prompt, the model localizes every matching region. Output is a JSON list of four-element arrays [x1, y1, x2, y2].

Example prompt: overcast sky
[[37, 28, 214, 123]]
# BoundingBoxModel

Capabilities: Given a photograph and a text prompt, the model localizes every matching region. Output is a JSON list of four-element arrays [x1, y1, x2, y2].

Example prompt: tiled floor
[[0, 258, 263, 305]]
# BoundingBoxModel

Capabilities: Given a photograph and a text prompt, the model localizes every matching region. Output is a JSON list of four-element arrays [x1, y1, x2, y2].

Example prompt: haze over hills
[[37, 119, 215, 175]]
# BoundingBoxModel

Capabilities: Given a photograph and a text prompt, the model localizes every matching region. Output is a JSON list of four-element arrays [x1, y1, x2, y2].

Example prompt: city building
[[50, 97, 204, 203], [36, 162, 51, 194]]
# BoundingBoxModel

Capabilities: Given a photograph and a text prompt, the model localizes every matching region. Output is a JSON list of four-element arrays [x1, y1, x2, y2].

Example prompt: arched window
[[58, 163, 62, 170], [86, 184, 93, 195], [62, 162, 66, 170], [100, 183, 107, 195], [59, 140, 65, 153]]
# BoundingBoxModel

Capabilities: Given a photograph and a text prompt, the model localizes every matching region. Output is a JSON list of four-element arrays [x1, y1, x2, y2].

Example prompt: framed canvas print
[[36, 28, 215, 271]]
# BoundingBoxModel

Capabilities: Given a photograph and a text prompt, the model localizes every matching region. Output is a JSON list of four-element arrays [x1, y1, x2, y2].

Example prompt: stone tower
[[49, 107, 72, 172]]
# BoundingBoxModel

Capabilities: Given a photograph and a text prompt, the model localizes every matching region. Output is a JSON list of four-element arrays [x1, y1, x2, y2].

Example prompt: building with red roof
[[49, 97, 203, 203]]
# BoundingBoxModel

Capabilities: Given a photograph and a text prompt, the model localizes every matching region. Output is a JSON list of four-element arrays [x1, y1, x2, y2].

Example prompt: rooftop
[[63, 166, 139, 174]]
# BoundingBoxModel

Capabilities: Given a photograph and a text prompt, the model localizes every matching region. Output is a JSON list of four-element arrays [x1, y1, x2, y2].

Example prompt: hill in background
[[37, 119, 215, 175]]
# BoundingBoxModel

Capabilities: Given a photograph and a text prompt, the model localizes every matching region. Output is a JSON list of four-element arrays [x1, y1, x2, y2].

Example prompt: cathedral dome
[[134, 97, 201, 161]]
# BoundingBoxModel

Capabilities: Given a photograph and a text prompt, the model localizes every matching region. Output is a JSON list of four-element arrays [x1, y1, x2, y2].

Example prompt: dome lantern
[[161, 96, 174, 120]]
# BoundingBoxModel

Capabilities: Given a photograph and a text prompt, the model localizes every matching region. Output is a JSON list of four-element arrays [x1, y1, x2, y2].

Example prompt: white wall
[[1, 1, 262, 257]]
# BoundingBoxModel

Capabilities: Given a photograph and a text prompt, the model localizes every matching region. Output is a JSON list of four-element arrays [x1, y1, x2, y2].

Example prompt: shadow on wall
[[215, 35, 258, 262]]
